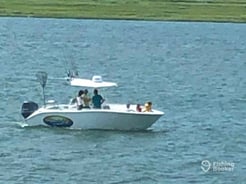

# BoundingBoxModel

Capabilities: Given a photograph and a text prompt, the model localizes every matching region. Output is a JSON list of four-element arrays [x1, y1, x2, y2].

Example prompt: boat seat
[[69, 98, 77, 105], [102, 105, 110, 109]]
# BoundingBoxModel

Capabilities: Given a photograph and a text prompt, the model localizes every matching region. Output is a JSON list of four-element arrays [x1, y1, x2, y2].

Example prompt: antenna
[[36, 71, 48, 107]]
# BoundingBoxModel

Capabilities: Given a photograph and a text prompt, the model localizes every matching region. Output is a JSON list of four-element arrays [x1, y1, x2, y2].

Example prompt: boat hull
[[24, 104, 164, 130]]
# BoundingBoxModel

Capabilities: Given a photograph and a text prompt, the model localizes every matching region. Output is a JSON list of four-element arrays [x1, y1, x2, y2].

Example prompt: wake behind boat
[[21, 72, 164, 130]]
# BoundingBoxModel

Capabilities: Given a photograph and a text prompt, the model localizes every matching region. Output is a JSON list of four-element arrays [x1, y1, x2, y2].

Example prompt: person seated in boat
[[76, 90, 84, 110], [92, 89, 105, 109], [136, 104, 142, 112], [82, 89, 91, 108], [143, 101, 152, 112]]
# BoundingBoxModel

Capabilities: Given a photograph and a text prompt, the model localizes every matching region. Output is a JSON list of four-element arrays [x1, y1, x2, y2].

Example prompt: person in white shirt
[[76, 90, 84, 110]]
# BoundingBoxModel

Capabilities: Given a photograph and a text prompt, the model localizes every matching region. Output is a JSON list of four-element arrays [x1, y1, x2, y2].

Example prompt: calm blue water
[[0, 17, 245, 183]]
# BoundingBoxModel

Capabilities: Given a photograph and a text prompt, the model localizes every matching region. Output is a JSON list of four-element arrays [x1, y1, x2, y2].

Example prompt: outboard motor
[[21, 101, 39, 119]]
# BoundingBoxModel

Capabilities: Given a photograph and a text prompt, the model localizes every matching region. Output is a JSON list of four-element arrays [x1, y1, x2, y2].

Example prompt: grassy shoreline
[[0, 0, 245, 23]]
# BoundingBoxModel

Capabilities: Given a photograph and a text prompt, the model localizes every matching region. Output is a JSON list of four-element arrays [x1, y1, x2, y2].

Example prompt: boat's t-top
[[69, 75, 117, 88]]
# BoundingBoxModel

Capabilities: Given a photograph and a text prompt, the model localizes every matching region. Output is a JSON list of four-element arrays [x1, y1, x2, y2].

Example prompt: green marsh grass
[[0, 0, 245, 22]]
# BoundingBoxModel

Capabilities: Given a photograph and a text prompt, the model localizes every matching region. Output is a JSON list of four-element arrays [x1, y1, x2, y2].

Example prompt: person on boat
[[136, 104, 142, 112], [82, 89, 91, 108], [76, 90, 84, 110], [143, 101, 152, 112], [92, 89, 105, 109]]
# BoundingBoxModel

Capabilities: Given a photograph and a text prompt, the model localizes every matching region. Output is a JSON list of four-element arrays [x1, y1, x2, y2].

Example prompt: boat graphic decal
[[43, 116, 73, 127]]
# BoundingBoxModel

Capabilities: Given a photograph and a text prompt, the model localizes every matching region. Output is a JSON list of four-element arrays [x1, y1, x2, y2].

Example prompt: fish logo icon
[[201, 160, 211, 173]]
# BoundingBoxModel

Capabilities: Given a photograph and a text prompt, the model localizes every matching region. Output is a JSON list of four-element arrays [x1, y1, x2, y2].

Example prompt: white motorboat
[[21, 72, 164, 130]]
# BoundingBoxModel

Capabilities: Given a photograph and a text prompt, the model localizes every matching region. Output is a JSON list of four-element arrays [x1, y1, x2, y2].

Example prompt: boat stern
[[21, 101, 39, 119]]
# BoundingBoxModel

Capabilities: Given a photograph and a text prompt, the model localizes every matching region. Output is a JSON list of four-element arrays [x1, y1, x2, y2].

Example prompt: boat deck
[[42, 103, 163, 115]]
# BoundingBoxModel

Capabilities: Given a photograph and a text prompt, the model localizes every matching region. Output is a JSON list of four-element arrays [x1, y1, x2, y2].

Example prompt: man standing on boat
[[77, 90, 84, 110], [82, 89, 91, 108], [92, 89, 105, 109]]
